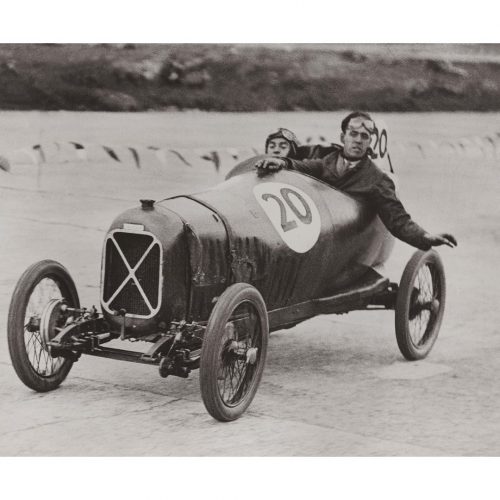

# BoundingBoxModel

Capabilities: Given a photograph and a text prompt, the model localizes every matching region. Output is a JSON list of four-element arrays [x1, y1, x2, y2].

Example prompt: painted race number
[[370, 120, 393, 173], [253, 182, 321, 253]]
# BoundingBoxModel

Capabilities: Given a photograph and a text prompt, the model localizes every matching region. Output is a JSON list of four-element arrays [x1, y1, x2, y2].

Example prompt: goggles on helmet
[[268, 128, 299, 144], [347, 117, 376, 135]]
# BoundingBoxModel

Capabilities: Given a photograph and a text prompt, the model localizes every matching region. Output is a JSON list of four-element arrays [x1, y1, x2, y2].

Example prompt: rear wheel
[[199, 283, 269, 421], [7, 260, 80, 392], [395, 250, 446, 360]]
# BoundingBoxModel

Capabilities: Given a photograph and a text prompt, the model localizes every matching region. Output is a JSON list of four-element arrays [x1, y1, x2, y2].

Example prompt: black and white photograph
[[1, 2, 499, 497]]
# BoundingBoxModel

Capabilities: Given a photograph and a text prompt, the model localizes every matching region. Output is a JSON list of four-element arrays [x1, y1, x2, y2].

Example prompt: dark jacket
[[287, 145, 432, 250]]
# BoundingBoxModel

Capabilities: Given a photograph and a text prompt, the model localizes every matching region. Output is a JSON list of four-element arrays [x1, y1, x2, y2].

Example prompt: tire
[[199, 283, 269, 422], [395, 250, 446, 360], [7, 260, 80, 392]]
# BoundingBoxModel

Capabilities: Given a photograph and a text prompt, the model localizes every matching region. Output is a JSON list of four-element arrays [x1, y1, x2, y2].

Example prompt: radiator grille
[[101, 230, 162, 318]]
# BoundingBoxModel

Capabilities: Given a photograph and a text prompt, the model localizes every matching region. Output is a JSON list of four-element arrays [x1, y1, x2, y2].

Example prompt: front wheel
[[395, 250, 446, 360], [199, 283, 269, 422], [7, 260, 80, 392]]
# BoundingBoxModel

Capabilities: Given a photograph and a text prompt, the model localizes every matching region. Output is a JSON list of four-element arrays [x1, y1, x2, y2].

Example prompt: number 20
[[261, 188, 312, 232]]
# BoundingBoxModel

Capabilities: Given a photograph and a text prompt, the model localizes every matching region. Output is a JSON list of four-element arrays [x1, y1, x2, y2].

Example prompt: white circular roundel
[[253, 182, 321, 253]]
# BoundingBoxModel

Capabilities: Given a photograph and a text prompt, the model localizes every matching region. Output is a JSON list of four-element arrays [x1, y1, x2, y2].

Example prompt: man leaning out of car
[[255, 111, 457, 252]]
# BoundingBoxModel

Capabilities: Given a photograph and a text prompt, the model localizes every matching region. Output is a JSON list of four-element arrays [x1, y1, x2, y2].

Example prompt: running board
[[314, 275, 391, 315], [268, 273, 393, 331]]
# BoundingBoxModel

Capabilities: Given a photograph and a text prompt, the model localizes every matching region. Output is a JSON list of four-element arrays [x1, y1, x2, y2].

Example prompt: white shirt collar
[[344, 158, 361, 169]]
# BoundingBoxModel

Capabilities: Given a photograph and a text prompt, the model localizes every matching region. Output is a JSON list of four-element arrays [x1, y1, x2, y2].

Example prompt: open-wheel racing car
[[7, 140, 447, 422]]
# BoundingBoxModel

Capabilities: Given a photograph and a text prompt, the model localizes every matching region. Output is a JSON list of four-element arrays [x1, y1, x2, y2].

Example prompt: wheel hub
[[226, 340, 258, 365], [40, 298, 65, 348]]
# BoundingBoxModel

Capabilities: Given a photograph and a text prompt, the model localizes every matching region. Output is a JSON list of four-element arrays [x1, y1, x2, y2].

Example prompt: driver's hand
[[427, 233, 458, 248], [255, 157, 287, 177]]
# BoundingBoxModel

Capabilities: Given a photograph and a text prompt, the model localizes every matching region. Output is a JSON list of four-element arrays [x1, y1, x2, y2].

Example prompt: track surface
[[1, 111, 500, 456]]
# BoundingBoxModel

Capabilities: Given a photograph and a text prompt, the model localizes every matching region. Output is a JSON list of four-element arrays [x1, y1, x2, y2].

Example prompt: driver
[[255, 111, 457, 251], [265, 128, 300, 158]]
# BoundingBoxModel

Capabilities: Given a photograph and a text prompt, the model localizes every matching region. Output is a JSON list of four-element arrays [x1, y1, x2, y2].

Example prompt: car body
[[101, 158, 395, 337]]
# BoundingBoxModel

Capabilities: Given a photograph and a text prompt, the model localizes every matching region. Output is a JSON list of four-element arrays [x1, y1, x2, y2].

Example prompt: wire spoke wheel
[[217, 305, 261, 407], [200, 283, 268, 421], [395, 250, 446, 360], [8, 260, 80, 392]]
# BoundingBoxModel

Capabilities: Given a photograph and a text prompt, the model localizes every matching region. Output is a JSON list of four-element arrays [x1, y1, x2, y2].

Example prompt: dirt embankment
[[1, 43, 500, 112]]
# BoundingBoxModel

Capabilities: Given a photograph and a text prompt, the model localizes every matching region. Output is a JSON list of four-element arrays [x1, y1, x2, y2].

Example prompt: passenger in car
[[255, 111, 457, 251], [265, 128, 300, 159]]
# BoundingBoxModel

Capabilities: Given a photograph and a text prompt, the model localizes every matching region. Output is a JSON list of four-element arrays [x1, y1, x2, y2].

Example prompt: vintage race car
[[7, 145, 447, 422]]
